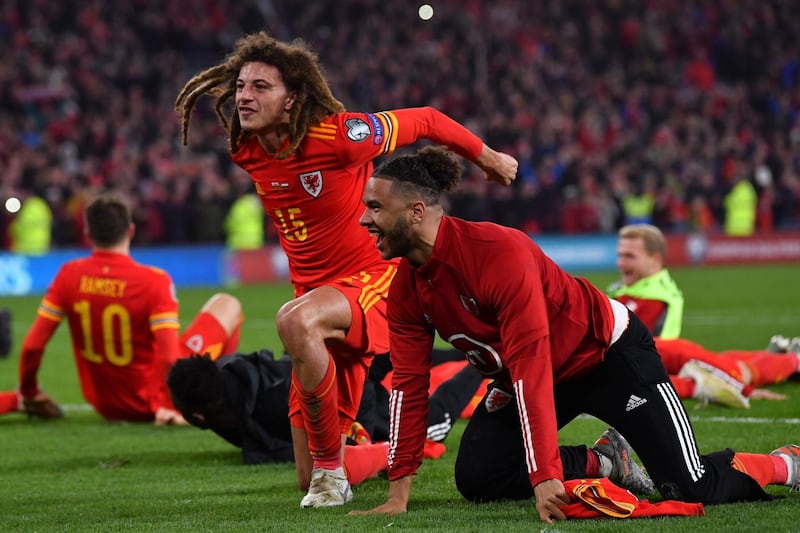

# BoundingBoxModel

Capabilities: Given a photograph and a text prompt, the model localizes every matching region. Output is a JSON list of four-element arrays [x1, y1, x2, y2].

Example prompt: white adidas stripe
[[426, 413, 452, 441], [388, 389, 403, 469], [657, 382, 705, 482], [513, 379, 537, 473]]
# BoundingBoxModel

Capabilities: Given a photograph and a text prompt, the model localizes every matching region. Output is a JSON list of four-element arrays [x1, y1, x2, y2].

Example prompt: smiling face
[[360, 177, 416, 260], [235, 61, 295, 135], [616, 236, 663, 286]]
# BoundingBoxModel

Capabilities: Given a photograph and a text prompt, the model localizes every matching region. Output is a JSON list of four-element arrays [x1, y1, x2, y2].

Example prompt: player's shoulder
[[52, 256, 92, 279], [321, 111, 389, 145], [447, 217, 531, 252], [143, 264, 168, 276], [133, 262, 175, 285]]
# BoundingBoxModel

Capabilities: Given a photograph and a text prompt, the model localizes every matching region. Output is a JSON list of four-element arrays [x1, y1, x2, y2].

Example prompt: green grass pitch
[[1, 263, 798, 532]]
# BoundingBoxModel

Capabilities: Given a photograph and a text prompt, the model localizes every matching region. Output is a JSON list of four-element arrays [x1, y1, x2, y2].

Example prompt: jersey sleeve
[[335, 107, 483, 167], [612, 295, 668, 337], [481, 245, 564, 486], [146, 272, 181, 412], [385, 265, 436, 481], [18, 315, 61, 397], [18, 271, 69, 397]]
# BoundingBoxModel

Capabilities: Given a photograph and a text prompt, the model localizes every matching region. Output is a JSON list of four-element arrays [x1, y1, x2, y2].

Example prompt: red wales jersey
[[386, 217, 614, 487], [18, 251, 180, 420], [230, 106, 483, 294], [611, 295, 667, 336]]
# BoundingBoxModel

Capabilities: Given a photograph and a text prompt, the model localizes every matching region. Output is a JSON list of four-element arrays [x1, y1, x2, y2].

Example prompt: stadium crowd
[[2, 0, 800, 248]]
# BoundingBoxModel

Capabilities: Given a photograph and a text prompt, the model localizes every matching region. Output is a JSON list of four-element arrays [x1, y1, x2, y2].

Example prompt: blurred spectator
[[9, 193, 52, 255], [224, 194, 264, 250], [723, 174, 758, 236]]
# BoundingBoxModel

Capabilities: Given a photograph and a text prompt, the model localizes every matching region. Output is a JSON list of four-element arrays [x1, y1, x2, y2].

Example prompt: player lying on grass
[[351, 145, 800, 523], [167, 349, 481, 464], [610, 223, 799, 408], [8, 194, 243, 425]]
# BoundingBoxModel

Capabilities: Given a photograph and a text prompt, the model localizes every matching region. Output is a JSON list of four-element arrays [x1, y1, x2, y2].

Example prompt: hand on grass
[[533, 478, 569, 523], [749, 388, 787, 400], [154, 407, 188, 426], [22, 391, 64, 419]]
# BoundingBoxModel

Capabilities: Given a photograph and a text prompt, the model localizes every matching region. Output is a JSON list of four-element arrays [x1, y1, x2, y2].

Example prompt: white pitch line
[[690, 415, 800, 425], [575, 412, 799, 425], [62, 404, 95, 412]]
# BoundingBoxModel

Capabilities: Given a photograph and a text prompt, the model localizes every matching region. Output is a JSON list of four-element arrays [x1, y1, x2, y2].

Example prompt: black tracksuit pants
[[455, 311, 769, 504]]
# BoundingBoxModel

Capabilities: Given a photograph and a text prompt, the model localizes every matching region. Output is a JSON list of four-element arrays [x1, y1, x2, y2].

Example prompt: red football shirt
[[611, 295, 667, 336], [18, 251, 180, 421], [230, 106, 483, 294], [386, 217, 615, 487]]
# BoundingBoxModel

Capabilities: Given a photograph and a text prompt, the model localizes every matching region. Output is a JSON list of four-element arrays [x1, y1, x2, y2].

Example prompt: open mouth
[[368, 227, 384, 247]]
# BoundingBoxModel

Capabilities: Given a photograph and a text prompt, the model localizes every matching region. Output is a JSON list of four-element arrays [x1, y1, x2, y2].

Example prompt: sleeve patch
[[345, 118, 371, 142], [366, 113, 384, 145]]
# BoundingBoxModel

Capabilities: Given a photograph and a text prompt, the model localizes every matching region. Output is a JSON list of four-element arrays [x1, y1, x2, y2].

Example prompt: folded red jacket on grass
[[562, 478, 704, 519]]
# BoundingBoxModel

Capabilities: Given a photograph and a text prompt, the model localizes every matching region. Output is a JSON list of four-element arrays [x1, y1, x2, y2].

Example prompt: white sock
[[780, 455, 795, 486]]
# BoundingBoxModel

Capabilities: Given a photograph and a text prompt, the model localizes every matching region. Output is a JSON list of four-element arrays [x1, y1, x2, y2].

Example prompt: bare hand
[[22, 391, 64, 419], [154, 407, 188, 426], [348, 499, 407, 516], [749, 388, 788, 400], [476, 145, 518, 186], [533, 478, 570, 523], [349, 477, 412, 516]]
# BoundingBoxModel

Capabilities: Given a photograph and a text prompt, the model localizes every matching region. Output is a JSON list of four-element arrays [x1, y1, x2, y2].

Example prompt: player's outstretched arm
[[348, 476, 413, 516], [475, 144, 518, 186]]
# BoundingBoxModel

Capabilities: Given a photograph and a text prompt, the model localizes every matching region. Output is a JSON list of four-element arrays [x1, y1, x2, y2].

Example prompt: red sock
[[293, 355, 342, 470], [669, 375, 696, 399], [586, 448, 601, 477], [343, 442, 389, 485], [0, 391, 20, 414], [220, 318, 242, 356], [731, 452, 784, 488], [723, 351, 799, 387]]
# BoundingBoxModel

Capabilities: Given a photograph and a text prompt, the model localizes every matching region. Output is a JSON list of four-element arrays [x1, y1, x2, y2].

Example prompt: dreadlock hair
[[166, 354, 226, 415], [373, 145, 464, 205], [175, 31, 345, 159], [85, 193, 132, 248]]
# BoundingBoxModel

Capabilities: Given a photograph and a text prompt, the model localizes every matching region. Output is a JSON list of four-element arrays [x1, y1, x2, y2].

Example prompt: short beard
[[382, 216, 414, 259]]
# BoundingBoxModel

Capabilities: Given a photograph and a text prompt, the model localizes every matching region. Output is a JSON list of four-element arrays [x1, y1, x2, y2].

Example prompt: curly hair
[[373, 145, 464, 205], [166, 354, 225, 416], [175, 31, 345, 158]]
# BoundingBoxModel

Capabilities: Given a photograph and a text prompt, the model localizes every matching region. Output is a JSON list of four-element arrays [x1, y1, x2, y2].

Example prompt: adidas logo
[[626, 394, 647, 411]]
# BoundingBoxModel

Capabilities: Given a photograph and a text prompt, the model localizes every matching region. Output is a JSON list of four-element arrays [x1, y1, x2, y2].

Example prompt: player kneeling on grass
[[350, 146, 800, 523], [167, 351, 655, 501]]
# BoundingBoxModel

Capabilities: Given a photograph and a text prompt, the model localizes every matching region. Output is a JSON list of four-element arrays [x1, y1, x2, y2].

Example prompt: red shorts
[[289, 264, 396, 431], [179, 311, 228, 360]]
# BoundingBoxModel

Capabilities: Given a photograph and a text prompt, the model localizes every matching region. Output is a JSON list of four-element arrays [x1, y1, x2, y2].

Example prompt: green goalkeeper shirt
[[607, 269, 684, 339]]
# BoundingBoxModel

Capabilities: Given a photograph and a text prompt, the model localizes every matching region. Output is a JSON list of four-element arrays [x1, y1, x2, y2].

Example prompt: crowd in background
[[2, 0, 800, 250]]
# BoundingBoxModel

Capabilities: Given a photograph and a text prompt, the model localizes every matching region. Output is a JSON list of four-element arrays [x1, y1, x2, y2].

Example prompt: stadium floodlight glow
[[5, 197, 21, 213], [418, 4, 434, 20]]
